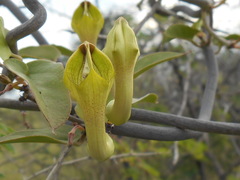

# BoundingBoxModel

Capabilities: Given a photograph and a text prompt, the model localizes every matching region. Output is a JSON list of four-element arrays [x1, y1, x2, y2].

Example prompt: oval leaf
[[132, 93, 158, 105], [0, 125, 81, 145], [19, 45, 61, 61], [4, 58, 71, 130], [134, 52, 185, 78], [163, 24, 200, 43], [0, 17, 12, 60]]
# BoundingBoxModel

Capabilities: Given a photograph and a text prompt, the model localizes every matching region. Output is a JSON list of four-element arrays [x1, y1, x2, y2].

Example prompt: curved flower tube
[[104, 17, 140, 125]]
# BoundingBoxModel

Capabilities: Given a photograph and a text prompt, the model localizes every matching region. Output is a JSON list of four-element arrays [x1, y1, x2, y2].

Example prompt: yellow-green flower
[[64, 42, 114, 161], [104, 17, 140, 125], [71, 1, 104, 45]]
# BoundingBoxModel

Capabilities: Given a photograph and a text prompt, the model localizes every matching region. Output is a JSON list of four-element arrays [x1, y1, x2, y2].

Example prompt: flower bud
[[64, 42, 114, 161], [71, 1, 104, 45], [104, 17, 140, 125]]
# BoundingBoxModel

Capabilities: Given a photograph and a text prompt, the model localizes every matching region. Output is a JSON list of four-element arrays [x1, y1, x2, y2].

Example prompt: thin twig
[[180, 0, 211, 10], [205, 151, 225, 177], [202, 12, 231, 47], [46, 145, 72, 180], [134, 1, 160, 34], [177, 61, 191, 116], [230, 136, 240, 156], [68, 115, 84, 125], [155, 5, 227, 34], [0, 144, 48, 166], [26, 151, 160, 180], [172, 59, 192, 165], [172, 142, 179, 166], [171, 5, 201, 18]]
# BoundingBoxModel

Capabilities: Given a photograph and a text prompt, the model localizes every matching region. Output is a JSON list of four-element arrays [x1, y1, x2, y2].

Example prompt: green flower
[[64, 42, 114, 161], [71, 1, 104, 45], [104, 17, 140, 125]]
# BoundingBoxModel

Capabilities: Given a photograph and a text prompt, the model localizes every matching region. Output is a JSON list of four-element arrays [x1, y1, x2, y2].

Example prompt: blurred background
[[0, 0, 240, 180]]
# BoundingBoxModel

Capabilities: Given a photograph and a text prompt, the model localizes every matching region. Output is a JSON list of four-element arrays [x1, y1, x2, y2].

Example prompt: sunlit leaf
[[132, 93, 158, 104], [0, 17, 11, 60], [4, 58, 71, 131], [19, 45, 61, 61], [163, 24, 200, 43], [0, 125, 81, 145], [134, 52, 185, 78]]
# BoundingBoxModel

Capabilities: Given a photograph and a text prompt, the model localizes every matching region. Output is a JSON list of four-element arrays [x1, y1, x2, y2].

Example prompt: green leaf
[[0, 17, 12, 60], [107, 93, 158, 114], [19, 45, 61, 61], [134, 52, 185, 78], [52, 45, 73, 57], [163, 24, 200, 43], [192, 19, 203, 30], [132, 93, 158, 104], [225, 34, 240, 41], [4, 59, 71, 131], [0, 125, 81, 145]]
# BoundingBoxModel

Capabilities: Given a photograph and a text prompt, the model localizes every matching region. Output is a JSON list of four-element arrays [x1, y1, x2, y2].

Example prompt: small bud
[[71, 1, 104, 45], [64, 42, 114, 161], [104, 17, 140, 125]]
